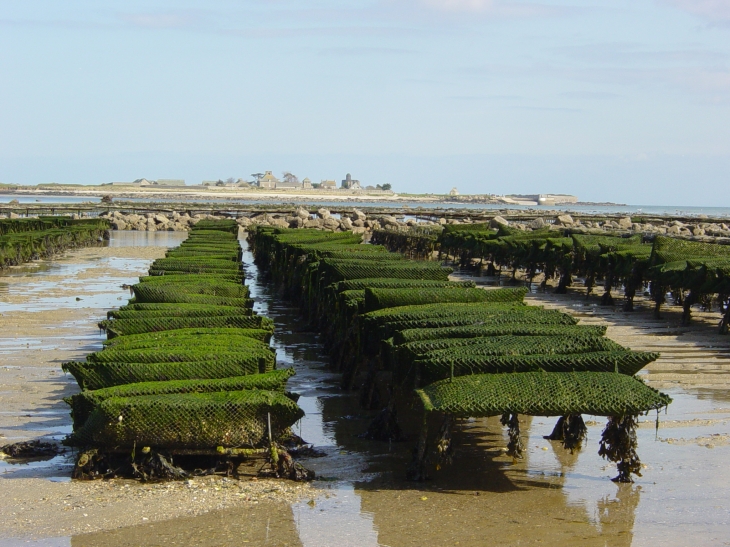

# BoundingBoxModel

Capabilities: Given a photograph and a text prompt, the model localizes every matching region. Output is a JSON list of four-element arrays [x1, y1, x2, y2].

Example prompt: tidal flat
[[0, 232, 728, 546]]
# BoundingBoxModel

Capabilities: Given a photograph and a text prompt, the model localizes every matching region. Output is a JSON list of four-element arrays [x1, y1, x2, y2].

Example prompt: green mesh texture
[[331, 278, 476, 292], [0, 221, 109, 269], [65, 390, 303, 450], [129, 286, 253, 308], [319, 259, 452, 282], [66, 369, 295, 429], [132, 281, 250, 299], [364, 287, 526, 312], [393, 324, 607, 345], [151, 257, 243, 269], [63, 357, 274, 390], [145, 271, 244, 282], [378, 311, 578, 338], [86, 344, 273, 365], [101, 315, 274, 338], [147, 267, 244, 277], [190, 220, 240, 233], [652, 235, 730, 265], [108, 304, 249, 320], [400, 334, 624, 360], [417, 372, 671, 417], [364, 302, 551, 326], [102, 330, 273, 349], [138, 274, 244, 285], [414, 350, 658, 384]]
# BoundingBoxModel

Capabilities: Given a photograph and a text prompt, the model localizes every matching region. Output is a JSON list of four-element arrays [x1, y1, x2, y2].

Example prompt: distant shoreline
[[1, 186, 625, 208]]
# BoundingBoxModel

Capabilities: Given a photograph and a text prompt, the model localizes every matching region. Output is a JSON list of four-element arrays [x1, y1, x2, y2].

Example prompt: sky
[[0, 0, 729, 204]]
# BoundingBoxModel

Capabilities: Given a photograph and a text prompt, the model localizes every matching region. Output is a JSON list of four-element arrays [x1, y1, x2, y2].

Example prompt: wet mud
[[1, 237, 729, 546]]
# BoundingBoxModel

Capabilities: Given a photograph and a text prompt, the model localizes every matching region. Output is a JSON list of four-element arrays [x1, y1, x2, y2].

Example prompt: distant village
[[105, 172, 393, 193]]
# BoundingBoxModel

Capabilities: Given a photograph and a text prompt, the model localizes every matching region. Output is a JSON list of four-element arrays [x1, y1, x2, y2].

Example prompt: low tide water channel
[[1, 233, 729, 546]]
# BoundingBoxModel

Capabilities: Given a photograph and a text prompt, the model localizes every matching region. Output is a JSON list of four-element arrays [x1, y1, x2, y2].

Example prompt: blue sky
[[0, 0, 728, 204]]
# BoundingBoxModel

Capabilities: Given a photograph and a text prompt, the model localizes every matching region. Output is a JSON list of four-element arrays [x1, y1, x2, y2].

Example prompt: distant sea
[[1, 193, 728, 218]]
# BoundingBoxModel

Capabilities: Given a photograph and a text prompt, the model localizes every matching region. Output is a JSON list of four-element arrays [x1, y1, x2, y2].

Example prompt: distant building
[[302, 177, 313, 189], [450, 187, 459, 196], [341, 173, 361, 190], [276, 180, 301, 189], [258, 171, 279, 189], [320, 179, 337, 190], [155, 179, 186, 187]]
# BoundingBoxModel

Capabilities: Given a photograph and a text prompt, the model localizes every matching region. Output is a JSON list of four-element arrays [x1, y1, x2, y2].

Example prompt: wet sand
[[2, 238, 729, 546]]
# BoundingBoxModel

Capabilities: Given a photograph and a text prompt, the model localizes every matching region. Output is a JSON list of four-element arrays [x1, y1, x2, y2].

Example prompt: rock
[[556, 214, 573, 226], [317, 208, 331, 219], [438, 218, 447, 225], [322, 218, 340, 231], [295, 207, 309, 220], [340, 217, 353, 230], [304, 218, 323, 229], [154, 214, 168, 224], [271, 218, 289, 229], [617, 216, 632, 229], [351, 226, 367, 235], [667, 225, 681, 235], [111, 220, 126, 230], [172, 211, 180, 220], [631, 223, 642, 231], [352, 209, 366, 221], [352, 219, 365, 228], [238, 217, 252, 227], [692, 227, 705, 236], [289, 217, 303, 228], [529, 217, 546, 229], [489, 216, 509, 228]]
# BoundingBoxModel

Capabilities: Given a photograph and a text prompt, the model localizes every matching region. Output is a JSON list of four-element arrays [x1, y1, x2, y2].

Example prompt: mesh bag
[[400, 334, 623, 360], [130, 286, 253, 308], [133, 281, 249, 299], [108, 305, 249, 320], [138, 274, 245, 285], [331, 278, 476, 292], [145, 271, 244, 282], [416, 371, 672, 417], [66, 369, 295, 429], [414, 350, 658, 384], [151, 258, 243, 270], [86, 344, 274, 365], [190, 220, 240, 233], [101, 315, 274, 338], [63, 357, 275, 390], [364, 287, 526, 312], [319, 260, 452, 282], [103, 330, 273, 349], [147, 267, 244, 277], [652, 235, 730, 265], [364, 302, 555, 327], [378, 312, 578, 340], [393, 324, 607, 345]]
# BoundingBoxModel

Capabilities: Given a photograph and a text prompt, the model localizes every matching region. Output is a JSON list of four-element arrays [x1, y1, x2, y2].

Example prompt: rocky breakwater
[[101, 210, 206, 232], [101, 208, 730, 241], [236, 207, 388, 234]]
